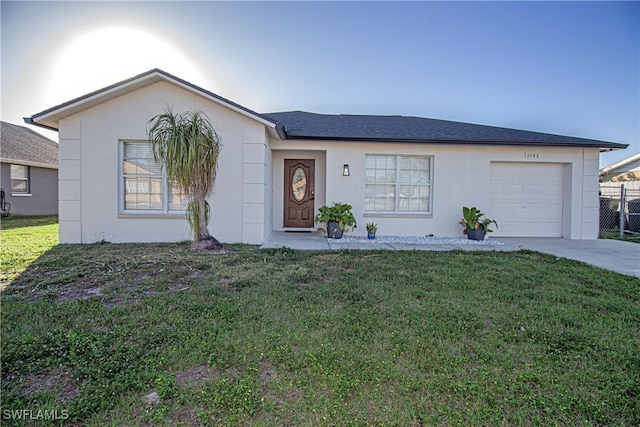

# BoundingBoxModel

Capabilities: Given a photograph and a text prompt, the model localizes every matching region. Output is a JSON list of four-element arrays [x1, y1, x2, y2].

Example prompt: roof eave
[[26, 68, 278, 131], [0, 158, 58, 169], [284, 134, 628, 150], [23, 116, 59, 132], [275, 122, 287, 140]]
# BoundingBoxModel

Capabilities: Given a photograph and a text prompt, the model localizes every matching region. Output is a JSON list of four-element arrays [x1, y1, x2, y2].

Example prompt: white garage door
[[489, 162, 564, 237]]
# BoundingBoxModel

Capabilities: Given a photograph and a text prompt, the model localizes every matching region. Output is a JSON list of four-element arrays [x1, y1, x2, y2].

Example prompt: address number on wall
[[524, 152, 540, 159]]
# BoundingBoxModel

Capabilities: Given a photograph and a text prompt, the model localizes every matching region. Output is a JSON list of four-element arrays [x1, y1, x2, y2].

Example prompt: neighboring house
[[599, 153, 640, 233], [0, 121, 58, 216], [25, 69, 626, 244], [599, 152, 640, 191]]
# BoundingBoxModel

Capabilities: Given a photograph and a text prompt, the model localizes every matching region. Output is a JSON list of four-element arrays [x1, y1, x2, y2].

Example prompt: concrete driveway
[[261, 232, 640, 278], [497, 238, 640, 278]]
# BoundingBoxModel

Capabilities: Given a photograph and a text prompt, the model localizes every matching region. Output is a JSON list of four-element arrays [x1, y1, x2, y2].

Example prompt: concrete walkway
[[261, 232, 640, 278]]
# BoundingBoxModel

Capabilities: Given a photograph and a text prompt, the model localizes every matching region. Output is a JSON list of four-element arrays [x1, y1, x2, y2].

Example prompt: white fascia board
[[1, 158, 58, 169], [31, 70, 277, 132], [31, 73, 165, 129]]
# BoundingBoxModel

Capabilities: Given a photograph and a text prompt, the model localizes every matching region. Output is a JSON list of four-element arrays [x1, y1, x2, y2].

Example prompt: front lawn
[[0, 215, 58, 286], [1, 217, 639, 426]]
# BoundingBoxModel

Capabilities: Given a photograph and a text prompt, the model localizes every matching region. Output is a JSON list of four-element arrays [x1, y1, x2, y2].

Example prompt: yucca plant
[[148, 108, 223, 250]]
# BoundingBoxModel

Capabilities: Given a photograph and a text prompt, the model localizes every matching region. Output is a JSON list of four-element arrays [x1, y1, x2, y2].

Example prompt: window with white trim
[[365, 155, 432, 214], [121, 141, 189, 213], [11, 165, 29, 194]]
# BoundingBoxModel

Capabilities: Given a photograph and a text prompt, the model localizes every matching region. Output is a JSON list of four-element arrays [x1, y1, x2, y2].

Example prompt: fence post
[[619, 184, 626, 238]]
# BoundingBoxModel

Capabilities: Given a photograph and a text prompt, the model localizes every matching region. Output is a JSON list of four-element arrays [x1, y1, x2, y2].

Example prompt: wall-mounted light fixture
[[342, 164, 350, 176]]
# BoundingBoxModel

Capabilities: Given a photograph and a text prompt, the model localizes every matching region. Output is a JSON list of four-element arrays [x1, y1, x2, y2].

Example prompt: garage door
[[489, 162, 564, 237]]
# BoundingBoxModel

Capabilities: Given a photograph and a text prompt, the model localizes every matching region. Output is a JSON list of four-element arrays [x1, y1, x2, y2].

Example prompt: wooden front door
[[284, 159, 315, 228]]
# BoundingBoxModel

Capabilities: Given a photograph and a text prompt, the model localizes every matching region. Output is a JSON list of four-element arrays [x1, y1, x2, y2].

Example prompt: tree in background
[[148, 108, 223, 251]]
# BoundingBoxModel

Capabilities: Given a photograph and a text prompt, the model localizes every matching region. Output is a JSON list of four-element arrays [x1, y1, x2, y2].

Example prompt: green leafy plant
[[459, 206, 498, 234], [314, 202, 357, 233], [366, 222, 378, 234]]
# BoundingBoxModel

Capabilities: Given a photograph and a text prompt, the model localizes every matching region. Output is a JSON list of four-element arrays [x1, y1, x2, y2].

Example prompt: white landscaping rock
[[144, 391, 161, 406], [328, 235, 504, 246]]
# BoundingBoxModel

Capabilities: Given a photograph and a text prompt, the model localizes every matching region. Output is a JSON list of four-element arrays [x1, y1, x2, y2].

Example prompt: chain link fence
[[599, 184, 640, 240]]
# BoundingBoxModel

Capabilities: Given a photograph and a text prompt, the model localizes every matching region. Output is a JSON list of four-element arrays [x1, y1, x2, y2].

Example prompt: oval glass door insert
[[292, 167, 307, 201]]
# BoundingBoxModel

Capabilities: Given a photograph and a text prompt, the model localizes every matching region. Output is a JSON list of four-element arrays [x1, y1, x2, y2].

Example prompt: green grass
[[599, 229, 640, 243], [0, 215, 58, 286], [1, 218, 639, 426]]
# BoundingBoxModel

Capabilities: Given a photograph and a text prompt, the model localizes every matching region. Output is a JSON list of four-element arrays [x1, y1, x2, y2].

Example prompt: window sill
[[11, 193, 32, 197], [364, 213, 432, 219], [119, 213, 186, 219]]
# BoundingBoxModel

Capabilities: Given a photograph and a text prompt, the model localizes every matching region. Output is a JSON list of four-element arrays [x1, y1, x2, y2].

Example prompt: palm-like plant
[[148, 108, 223, 250]]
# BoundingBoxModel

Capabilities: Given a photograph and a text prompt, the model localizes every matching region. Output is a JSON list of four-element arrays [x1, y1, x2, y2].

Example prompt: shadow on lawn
[[2, 240, 246, 306]]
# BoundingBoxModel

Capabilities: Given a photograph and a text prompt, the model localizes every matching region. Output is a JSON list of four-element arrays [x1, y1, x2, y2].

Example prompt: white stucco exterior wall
[[242, 128, 270, 243], [58, 120, 82, 243], [270, 139, 602, 240], [581, 149, 600, 239], [56, 81, 270, 244]]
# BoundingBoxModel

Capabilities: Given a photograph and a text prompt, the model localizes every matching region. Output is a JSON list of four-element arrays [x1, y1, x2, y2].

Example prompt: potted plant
[[459, 206, 498, 241], [314, 202, 357, 239], [366, 222, 377, 239]]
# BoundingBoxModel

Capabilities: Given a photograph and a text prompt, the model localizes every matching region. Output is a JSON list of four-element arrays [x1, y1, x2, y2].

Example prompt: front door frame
[[283, 159, 315, 228]]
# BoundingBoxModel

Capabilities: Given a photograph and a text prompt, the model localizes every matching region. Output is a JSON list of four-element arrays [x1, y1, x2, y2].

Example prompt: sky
[[1, 1, 638, 167]]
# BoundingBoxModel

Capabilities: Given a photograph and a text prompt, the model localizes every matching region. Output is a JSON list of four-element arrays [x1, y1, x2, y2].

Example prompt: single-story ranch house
[[26, 69, 627, 244]]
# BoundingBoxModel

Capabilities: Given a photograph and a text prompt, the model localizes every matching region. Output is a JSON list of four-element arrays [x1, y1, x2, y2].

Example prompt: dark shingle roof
[[25, 68, 626, 150], [1, 121, 58, 167], [24, 65, 627, 151], [264, 111, 627, 149]]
